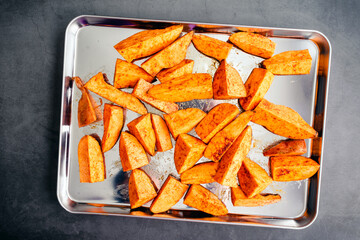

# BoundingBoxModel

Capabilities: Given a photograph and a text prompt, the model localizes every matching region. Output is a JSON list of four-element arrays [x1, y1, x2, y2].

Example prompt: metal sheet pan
[[57, 15, 331, 229]]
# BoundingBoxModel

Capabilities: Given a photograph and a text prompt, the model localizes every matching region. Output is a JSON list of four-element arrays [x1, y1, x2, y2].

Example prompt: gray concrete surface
[[1, 0, 359, 239]]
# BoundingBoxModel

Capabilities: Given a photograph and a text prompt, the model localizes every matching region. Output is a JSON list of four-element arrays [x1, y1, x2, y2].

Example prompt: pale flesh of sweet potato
[[132, 79, 178, 114], [113, 59, 153, 88], [101, 104, 124, 152], [204, 111, 254, 162], [147, 73, 213, 102], [214, 126, 252, 187], [114, 25, 183, 62], [252, 99, 318, 139], [150, 176, 188, 213], [127, 113, 156, 156], [156, 59, 194, 83], [78, 135, 105, 183], [238, 158, 273, 198], [231, 185, 281, 207], [192, 34, 232, 61], [84, 72, 147, 115], [174, 134, 207, 174], [270, 156, 320, 181], [195, 103, 240, 144], [181, 161, 219, 184], [229, 32, 276, 59], [151, 114, 172, 152], [141, 31, 194, 77], [183, 185, 228, 216], [128, 169, 157, 209], [262, 49, 312, 75], [263, 139, 306, 156], [119, 132, 149, 171], [164, 108, 206, 139], [213, 60, 246, 99], [239, 68, 274, 111]]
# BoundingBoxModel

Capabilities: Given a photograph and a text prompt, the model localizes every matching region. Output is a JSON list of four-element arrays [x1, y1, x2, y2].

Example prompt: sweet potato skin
[[263, 139, 306, 156], [101, 104, 124, 152], [192, 34, 232, 61], [150, 176, 188, 213], [231, 185, 281, 207], [119, 132, 149, 171], [180, 162, 219, 184], [128, 169, 157, 209], [113, 59, 153, 88], [151, 114, 172, 152], [252, 99, 318, 139], [270, 156, 320, 181], [156, 59, 194, 83]]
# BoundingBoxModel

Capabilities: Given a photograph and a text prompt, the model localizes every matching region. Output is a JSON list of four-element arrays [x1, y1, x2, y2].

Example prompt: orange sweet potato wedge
[[204, 111, 254, 162], [101, 104, 124, 152], [151, 114, 172, 152], [84, 72, 147, 115], [238, 158, 273, 198], [174, 134, 207, 174], [229, 32, 276, 59], [231, 185, 281, 207], [147, 73, 213, 102], [192, 34, 232, 61], [127, 113, 156, 156], [113, 59, 153, 88], [78, 135, 105, 183], [180, 161, 219, 184], [213, 60, 246, 99], [263, 139, 306, 156], [156, 59, 194, 83], [150, 176, 188, 213], [164, 108, 206, 139], [119, 132, 149, 171], [270, 156, 320, 181], [239, 68, 274, 110], [214, 126, 252, 187], [73, 77, 102, 127], [132, 79, 178, 114], [114, 25, 183, 62], [262, 49, 312, 75], [195, 103, 240, 144], [183, 185, 228, 216], [128, 169, 157, 209], [252, 99, 318, 139], [142, 31, 194, 77]]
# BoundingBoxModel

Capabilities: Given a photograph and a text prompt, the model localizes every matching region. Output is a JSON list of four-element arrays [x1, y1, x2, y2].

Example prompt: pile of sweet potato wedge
[[75, 24, 319, 216]]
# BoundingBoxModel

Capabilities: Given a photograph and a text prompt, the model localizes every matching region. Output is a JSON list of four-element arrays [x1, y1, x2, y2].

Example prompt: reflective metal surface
[[57, 15, 331, 229]]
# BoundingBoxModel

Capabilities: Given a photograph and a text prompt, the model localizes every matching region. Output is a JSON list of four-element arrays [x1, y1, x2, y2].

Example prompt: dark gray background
[[1, 0, 359, 239]]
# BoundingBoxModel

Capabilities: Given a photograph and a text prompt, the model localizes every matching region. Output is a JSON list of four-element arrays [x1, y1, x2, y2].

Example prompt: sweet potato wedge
[[270, 156, 320, 181], [192, 34, 232, 61], [238, 158, 273, 198], [239, 68, 274, 110], [213, 60, 246, 99], [180, 161, 219, 184], [262, 49, 312, 75], [150, 176, 188, 213], [252, 99, 318, 139], [113, 59, 153, 88], [74, 77, 102, 127], [183, 185, 228, 216], [101, 104, 124, 152], [147, 73, 213, 102], [127, 113, 156, 156], [84, 72, 147, 115], [204, 111, 254, 162], [229, 32, 276, 59], [231, 185, 281, 207], [78, 135, 105, 183], [141, 31, 194, 76], [164, 108, 206, 139], [114, 25, 183, 62], [132, 79, 178, 114], [156, 59, 194, 83], [214, 126, 252, 187], [119, 132, 149, 171], [195, 103, 240, 144], [128, 169, 157, 209], [151, 114, 172, 152], [174, 134, 207, 174], [263, 139, 306, 156]]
